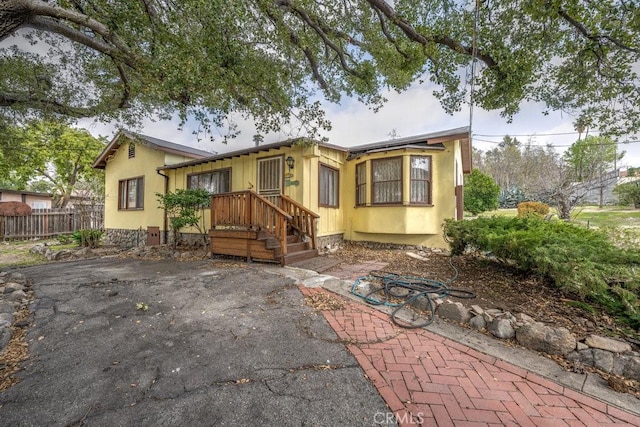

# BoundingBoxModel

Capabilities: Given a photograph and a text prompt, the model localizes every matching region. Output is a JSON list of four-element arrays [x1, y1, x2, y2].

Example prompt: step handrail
[[211, 191, 292, 264], [279, 194, 319, 250]]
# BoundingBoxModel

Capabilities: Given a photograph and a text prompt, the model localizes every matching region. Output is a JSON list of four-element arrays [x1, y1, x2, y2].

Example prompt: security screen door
[[257, 156, 283, 204]]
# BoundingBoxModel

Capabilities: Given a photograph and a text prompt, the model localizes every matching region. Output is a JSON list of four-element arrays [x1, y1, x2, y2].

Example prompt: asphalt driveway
[[0, 258, 390, 426]]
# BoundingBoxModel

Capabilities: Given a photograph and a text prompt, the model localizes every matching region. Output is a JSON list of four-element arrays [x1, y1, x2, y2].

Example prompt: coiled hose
[[350, 257, 475, 329]]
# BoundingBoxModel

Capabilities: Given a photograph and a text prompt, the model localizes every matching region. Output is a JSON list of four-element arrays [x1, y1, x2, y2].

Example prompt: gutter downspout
[[156, 169, 169, 245]]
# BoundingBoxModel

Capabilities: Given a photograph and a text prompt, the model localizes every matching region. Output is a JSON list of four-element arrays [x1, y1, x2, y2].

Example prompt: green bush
[[72, 229, 104, 248], [499, 186, 528, 209], [614, 180, 640, 208], [464, 169, 500, 215], [517, 201, 550, 218], [443, 217, 640, 329]]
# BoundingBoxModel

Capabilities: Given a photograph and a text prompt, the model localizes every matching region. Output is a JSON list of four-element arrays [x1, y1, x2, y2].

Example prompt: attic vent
[[128, 143, 135, 158]]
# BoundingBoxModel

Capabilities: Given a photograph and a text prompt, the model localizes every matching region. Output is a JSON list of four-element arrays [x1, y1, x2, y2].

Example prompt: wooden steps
[[209, 228, 318, 265]]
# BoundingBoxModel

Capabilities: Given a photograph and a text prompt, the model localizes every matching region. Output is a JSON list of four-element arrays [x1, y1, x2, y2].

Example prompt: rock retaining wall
[[0, 272, 30, 354], [353, 280, 640, 382]]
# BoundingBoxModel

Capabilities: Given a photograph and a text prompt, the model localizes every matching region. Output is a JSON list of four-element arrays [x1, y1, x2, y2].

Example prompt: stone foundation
[[104, 228, 161, 248], [317, 234, 344, 252], [170, 232, 209, 248]]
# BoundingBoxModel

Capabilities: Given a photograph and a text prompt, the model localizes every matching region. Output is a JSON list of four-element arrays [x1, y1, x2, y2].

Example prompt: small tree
[[464, 169, 500, 215], [614, 181, 640, 209], [156, 189, 211, 248]]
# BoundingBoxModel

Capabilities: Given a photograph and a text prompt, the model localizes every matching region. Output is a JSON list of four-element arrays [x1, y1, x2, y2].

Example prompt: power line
[[473, 131, 593, 137], [472, 137, 640, 147]]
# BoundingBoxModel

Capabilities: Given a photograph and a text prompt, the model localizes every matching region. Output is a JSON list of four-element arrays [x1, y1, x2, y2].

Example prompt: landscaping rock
[[3, 283, 24, 294], [515, 312, 535, 324], [76, 247, 94, 258], [9, 290, 27, 302], [469, 315, 486, 330], [585, 335, 632, 353], [437, 302, 471, 324], [488, 318, 515, 339], [0, 326, 11, 351], [7, 272, 27, 284], [516, 323, 576, 355], [0, 301, 15, 314], [576, 342, 589, 351], [592, 349, 614, 372], [470, 305, 484, 315], [621, 356, 640, 380], [46, 250, 73, 261], [0, 312, 14, 325], [29, 244, 48, 255]]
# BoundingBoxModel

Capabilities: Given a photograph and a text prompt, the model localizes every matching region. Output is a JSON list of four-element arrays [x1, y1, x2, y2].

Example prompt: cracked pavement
[[0, 258, 390, 426]]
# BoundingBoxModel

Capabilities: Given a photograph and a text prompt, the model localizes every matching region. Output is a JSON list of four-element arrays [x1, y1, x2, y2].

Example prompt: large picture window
[[356, 162, 366, 206], [188, 169, 230, 194], [371, 157, 402, 204], [119, 177, 144, 210], [319, 164, 339, 208], [410, 156, 432, 204]]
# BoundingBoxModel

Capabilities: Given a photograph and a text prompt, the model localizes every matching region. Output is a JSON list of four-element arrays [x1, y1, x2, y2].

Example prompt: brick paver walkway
[[300, 287, 640, 426]]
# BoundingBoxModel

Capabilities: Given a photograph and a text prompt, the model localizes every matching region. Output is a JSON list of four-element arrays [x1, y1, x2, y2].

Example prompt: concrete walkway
[[280, 261, 640, 426]]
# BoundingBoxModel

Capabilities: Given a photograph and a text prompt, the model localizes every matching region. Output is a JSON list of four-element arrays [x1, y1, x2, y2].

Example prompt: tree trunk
[[0, 0, 31, 41]]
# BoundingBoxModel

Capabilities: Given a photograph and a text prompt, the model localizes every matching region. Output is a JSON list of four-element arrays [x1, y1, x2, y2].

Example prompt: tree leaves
[[0, 1, 638, 137], [0, 120, 106, 207]]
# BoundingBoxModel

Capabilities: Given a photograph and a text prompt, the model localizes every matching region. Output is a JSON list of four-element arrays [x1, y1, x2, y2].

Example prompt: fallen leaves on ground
[[304, 292, 345, 311]]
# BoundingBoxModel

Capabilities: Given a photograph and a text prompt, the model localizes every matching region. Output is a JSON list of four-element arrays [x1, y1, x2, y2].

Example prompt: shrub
[[517, 201, 550, 218], [499, 186, 528, 209], [464, 170, 500, 215], [72, 229, 103, 248], [156, 189, 211, 248], [614, 180, 640, 208], [443, 217, 640, 329]]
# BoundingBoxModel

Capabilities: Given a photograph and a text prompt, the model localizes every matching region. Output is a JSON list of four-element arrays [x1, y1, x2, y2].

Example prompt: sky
[[78, 80, 640, 169], [3, 26, 638, 168]]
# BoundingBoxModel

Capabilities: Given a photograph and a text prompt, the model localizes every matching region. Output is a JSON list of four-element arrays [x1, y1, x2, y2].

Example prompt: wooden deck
[[209, 191, 319, 265]]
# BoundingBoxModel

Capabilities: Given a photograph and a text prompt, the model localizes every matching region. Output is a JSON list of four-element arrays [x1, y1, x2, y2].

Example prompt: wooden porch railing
[[279, 195, 319, 250], [211, 191, 292, 259]]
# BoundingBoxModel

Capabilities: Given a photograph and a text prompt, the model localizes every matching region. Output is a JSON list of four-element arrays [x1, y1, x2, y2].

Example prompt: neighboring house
[[94, 127, 471, 263], [0, 188, 53, 209]]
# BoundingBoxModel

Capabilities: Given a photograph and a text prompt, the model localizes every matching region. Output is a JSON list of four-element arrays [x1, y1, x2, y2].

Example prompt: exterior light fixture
[[286, 156, 295, 171]]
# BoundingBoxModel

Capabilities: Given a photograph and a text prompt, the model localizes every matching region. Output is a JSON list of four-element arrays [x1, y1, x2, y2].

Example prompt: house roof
[[158, 137, 347, 170], [158, 126, 470, 172], [347, 126, 471, 172], [347, 126, 470, 157], [92, 130, 213, 169], [0, 188, 53, 198]]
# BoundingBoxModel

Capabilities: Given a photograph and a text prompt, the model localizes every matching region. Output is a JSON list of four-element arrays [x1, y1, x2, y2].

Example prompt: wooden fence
[[0, 207, 104, 240]]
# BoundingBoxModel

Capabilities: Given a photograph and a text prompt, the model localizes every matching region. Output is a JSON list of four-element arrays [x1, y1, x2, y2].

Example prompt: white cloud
[[66, 81, 640, 169]]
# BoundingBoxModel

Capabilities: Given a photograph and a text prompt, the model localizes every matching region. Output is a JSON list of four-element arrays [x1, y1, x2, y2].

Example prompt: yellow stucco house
[[93, 127, 471, 264]]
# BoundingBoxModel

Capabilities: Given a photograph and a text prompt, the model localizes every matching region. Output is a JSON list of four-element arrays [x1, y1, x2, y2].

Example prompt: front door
[[257, 156, 283, 204]]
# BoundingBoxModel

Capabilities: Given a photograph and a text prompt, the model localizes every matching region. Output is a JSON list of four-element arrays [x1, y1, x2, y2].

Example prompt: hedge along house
[[92, 130, 212, 247], [94, 126, 471, 264]]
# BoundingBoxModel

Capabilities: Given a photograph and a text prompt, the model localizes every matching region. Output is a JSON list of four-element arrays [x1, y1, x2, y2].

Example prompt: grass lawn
[[479, 205, 640, 227], [0, 239, 79, 268], [476, 205, 640, 248]]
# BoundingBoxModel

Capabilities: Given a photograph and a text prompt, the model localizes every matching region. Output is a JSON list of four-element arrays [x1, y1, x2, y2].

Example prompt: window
[[119, 177, 144, 210], [188, 169, 230, 194], [371, 157, 402, 204], [319, 164, 339, 208], [128, 143, 135, 158], [410, 156, 432, 204], [356, 162, 366, 206]]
